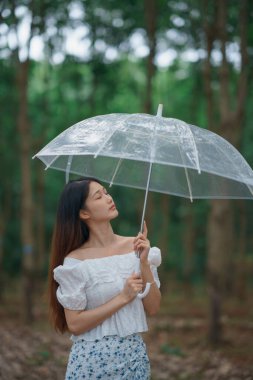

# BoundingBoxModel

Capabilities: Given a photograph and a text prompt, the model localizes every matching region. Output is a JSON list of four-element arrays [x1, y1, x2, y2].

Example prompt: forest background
[[0, 0, 253, 379]]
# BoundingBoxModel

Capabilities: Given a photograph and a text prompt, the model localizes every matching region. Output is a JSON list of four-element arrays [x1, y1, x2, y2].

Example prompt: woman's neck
[[85, 221, 117, 248]]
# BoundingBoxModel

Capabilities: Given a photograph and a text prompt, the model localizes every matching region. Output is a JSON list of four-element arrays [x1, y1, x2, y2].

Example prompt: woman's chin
[[110, 209, 119, 219]]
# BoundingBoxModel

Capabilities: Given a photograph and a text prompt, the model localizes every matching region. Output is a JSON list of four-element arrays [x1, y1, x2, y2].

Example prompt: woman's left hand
[[133, 221, 150, 264]]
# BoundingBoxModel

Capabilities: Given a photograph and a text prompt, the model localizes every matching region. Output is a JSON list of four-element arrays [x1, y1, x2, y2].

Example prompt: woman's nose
[[106, 193, 112, 201]]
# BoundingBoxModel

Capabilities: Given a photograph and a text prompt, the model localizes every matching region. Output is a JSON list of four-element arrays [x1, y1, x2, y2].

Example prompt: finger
[[134, 287, 143, 294], [134, 237, 146, 250], [132, 278, 143, 285], [131, 284, 143, 291], [136, 237, 149, 245], [133, 233, 142, 244], [136, 242, 149, 250], [133, 240, 144, 250], [136, 232, 142, 240], [143, 220, 148, 238], [131, 272, 141, 279], [133, 282, 143, 290]]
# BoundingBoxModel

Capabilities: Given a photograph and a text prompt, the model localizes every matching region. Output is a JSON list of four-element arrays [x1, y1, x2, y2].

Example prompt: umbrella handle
[[134, 256, 151, 299], [137, 282, 151, 299]]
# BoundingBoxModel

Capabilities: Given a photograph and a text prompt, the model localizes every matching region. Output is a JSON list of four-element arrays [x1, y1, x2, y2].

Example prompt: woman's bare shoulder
[[116, 235, 135, 242], [115, 235, 135, 251], [65, 236, 136, 260], [65, 246, 95, 260]]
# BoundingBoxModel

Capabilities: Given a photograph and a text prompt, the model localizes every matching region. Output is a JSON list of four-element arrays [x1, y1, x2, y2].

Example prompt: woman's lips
[[109, 204, 116, 210]]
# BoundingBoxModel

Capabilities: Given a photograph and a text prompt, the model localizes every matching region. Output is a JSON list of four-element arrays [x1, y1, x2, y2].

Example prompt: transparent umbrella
[[33, 104, 253, 297], [33, 104, 253, 218]]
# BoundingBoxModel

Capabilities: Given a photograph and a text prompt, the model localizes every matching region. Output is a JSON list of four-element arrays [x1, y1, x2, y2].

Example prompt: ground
[[0, 281, 252, 380]]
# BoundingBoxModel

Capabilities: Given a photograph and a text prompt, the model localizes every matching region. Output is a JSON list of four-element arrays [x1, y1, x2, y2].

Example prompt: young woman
[[49, 177, 162, 379]]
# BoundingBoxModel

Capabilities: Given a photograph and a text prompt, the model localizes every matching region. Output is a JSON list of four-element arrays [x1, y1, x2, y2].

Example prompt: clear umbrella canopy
[[34, 106, 253, 299], [34, 108, 253, 202]]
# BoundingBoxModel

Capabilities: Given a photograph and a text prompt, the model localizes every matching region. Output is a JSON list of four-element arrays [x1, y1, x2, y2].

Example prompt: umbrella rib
[[108, 125, 150, 187], [44, 155, 59, 170], [109, 140, 132, 187], [209, 140, 253, 196], [178, 143, 193, 202], [184, 125, 201, 174], [93, 115, 134, 158], [65, 155, 73, 183], [109, 157, 124, 187], [108, 128, 156, 191], [93, 127, 117, 158]]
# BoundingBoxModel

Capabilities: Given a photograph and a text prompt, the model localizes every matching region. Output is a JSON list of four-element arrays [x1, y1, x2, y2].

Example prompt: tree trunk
[[17, 59, 34, 323], [235, 200, 247, 300], [183, 203, 195, 296], [233, 1, 250, 301], [202, 1, 216, 132], [0, 188, 12, 301], [36, 166, 46, 273], [158, 194, 170, 292], [143, 0, 157, 113], [207, 199, 235, 345], [88, 8, 99, 114], [202, 0, 249, 345], [35, 63, 49, 278], [0, 220, 4, 301]]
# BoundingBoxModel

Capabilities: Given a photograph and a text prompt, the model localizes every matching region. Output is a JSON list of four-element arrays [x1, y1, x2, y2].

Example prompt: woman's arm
[[140, 261, 161, 316], [133, 221, 162, 316], [64, 273, 143, 335]]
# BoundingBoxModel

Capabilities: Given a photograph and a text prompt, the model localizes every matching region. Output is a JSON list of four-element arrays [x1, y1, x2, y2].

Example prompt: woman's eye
[[95, 189, 109, 199]]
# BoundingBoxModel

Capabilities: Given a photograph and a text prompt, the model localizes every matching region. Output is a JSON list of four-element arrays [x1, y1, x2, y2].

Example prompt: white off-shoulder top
[[53, 247, 162, 342]]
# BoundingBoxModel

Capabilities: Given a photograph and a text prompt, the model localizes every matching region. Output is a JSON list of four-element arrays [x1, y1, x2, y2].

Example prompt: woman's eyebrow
[[91, 187, 104, 198]]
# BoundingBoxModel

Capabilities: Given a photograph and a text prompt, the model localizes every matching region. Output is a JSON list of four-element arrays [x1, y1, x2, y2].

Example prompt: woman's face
[[80, 181, 118, 223]]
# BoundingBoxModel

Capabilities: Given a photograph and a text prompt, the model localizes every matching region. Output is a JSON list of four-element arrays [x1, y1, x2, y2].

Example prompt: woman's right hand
[[65, 272, 144, 335], [120, 273, 143, 303]]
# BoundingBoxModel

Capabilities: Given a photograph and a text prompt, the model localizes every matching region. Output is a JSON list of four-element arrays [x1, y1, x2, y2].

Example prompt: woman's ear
[[79, 209, 90, 221]]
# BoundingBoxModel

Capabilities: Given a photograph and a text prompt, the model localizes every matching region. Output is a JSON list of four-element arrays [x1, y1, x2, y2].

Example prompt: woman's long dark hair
[[48, 177, 101, 333]]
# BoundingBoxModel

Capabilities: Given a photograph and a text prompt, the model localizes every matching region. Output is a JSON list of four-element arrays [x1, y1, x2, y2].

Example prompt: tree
[[201, 0, 251, 344], [1, 0, 70, 321]]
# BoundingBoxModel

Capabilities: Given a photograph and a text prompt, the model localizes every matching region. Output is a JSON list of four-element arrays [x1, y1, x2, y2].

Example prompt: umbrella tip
[[156, 104, 163, 117]]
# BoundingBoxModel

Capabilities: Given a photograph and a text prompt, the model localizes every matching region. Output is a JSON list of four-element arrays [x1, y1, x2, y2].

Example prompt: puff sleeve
[[53, 264, 87, 310], [148, 247, 162, 288]]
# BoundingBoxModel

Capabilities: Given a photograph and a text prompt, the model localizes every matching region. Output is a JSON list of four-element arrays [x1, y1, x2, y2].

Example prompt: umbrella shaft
[[140, 161, 153, 233], [140, 106, 162, 232]]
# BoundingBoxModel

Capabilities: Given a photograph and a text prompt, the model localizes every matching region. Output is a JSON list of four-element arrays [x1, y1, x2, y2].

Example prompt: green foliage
[[1, 0, 253, 290]]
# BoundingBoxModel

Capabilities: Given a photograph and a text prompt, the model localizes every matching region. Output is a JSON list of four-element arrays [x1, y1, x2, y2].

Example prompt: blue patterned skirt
[[65, 333, 150, 379]]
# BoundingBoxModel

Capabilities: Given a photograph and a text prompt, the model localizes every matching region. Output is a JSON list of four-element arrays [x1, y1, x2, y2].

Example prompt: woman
[[49, 177, 162, 379]]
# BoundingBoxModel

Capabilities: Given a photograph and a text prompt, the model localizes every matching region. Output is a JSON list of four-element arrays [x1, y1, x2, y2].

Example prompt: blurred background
[[0, 0, 253, 379]]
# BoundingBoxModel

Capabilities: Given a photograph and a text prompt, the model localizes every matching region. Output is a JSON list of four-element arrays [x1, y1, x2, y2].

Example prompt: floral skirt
[[65, 333, 150, 379]]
